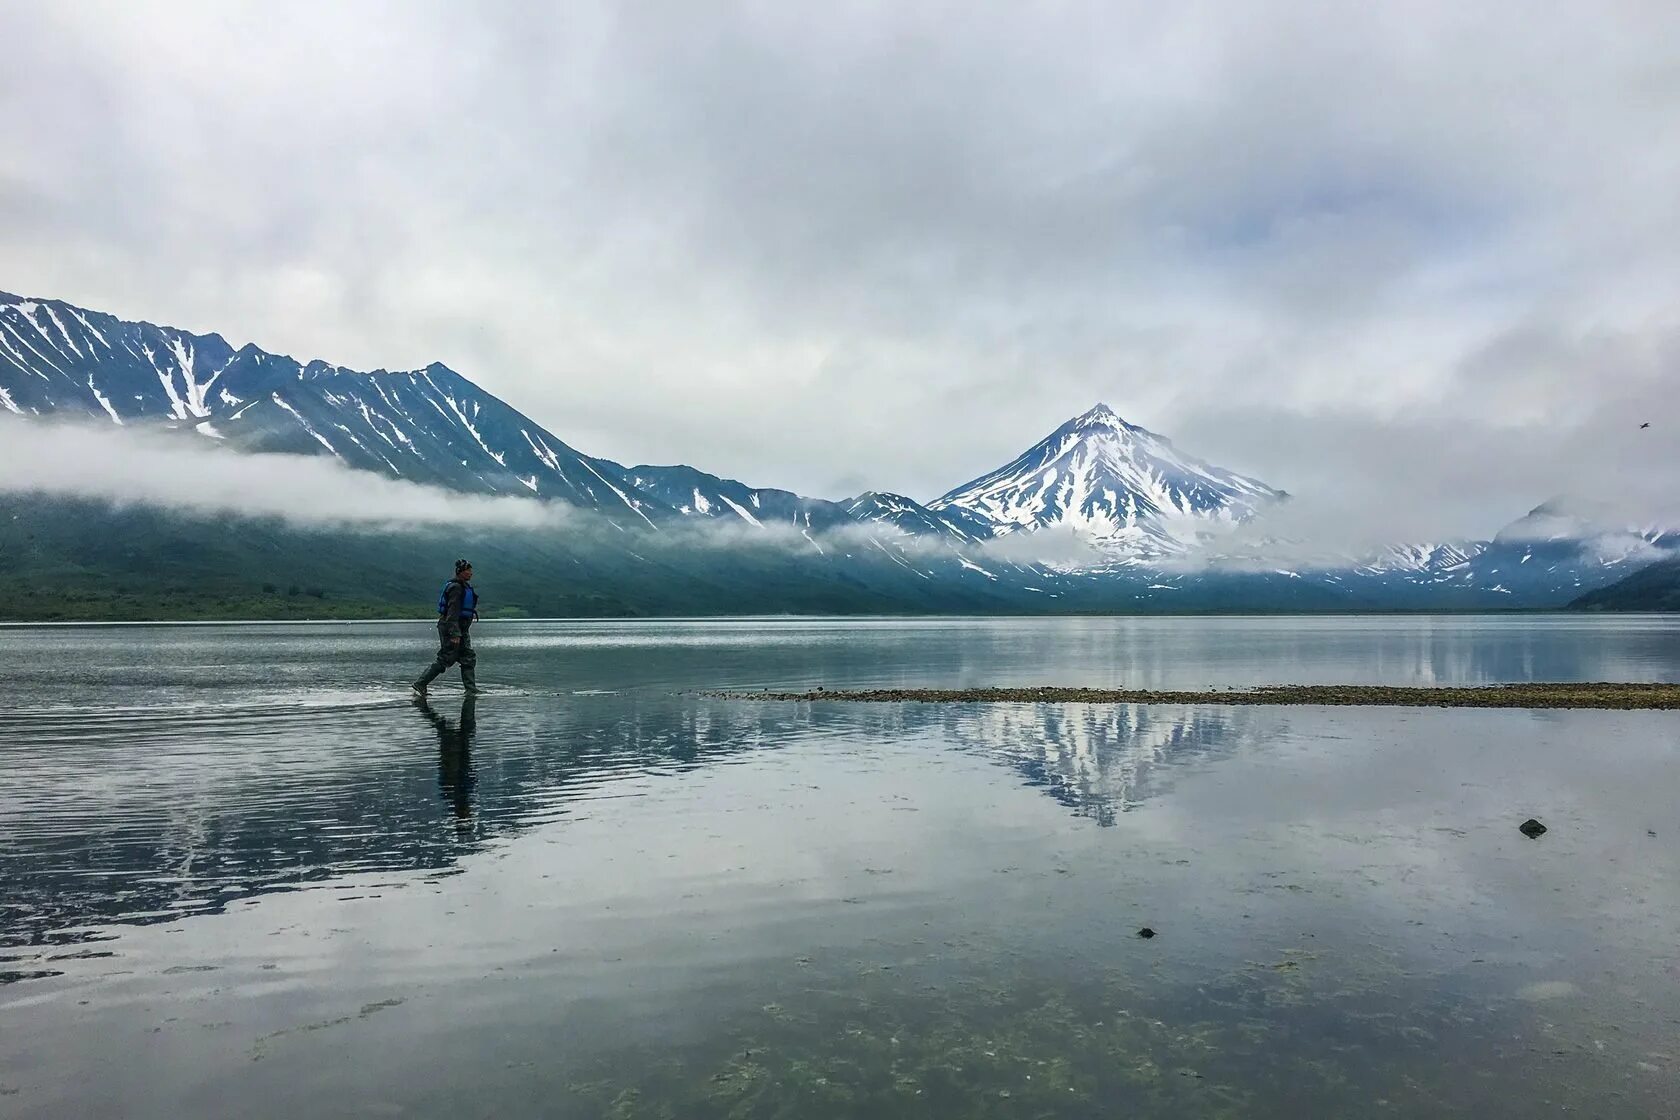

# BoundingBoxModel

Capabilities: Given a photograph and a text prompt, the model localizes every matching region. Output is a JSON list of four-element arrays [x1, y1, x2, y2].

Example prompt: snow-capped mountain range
[[3, 289, 1673, 607], [0, 291, 1270, 557], [0, 291, 1012, 548], [0, 291, 675, 526]]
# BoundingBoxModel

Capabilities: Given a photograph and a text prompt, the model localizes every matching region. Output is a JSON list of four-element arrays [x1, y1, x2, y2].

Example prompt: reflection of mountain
[[0, 697, 777, 951], [6, 607, 1662, 956], [2, 689, 1244, 953], [955, 703, 1246, 825], [850, 702, 1251, 826]]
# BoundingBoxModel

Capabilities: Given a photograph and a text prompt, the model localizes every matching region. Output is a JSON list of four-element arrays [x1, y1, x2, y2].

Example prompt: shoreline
[[708, 683, 1680, 710], [6, 607, 1674, 626]]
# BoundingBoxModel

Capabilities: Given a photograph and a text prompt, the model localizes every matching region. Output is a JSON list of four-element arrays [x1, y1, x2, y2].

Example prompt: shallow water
[[1, 616, 1677, 1117]]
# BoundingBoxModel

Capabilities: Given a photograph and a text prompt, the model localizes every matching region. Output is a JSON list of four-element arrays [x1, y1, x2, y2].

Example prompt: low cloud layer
[[5, 419, 1674, 577], [0, 422, 971, 560], [0, 422, 567, 531]]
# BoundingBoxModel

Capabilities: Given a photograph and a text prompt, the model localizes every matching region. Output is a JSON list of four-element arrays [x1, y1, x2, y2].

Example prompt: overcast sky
[[4, 1, 1678, 539]]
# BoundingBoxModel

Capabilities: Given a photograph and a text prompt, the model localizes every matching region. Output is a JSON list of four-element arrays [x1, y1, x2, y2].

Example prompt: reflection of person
[[414, 694, 478, 823], [412, 558, 481, 696]]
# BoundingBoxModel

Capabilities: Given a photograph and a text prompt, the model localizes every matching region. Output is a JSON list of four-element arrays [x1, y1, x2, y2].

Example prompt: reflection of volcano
[[3, 694, 1245, 953], [960, 703, 1246, 825], [889, 703, 1252, 825]]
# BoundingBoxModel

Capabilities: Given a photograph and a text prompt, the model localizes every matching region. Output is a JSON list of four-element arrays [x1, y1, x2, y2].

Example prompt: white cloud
[[0, 422, 565, 530]]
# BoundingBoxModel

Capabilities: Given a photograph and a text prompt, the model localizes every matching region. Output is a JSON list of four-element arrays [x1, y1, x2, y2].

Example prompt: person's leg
[[413, 626, 459, 692], [458, 629, 479, 693]]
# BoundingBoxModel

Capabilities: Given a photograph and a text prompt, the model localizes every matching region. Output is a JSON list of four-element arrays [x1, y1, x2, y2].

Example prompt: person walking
[[412, 558, 482, 696]]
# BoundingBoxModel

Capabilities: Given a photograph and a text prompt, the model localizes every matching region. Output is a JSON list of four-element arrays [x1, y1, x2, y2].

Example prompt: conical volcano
[[927, 403, 1284, 563]]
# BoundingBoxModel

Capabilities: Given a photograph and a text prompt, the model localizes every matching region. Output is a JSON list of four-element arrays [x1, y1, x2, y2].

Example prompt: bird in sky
[[1640, 422, 1651, 429]]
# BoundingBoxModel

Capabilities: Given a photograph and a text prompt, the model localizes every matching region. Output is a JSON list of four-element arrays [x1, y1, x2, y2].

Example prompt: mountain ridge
[[0, 291, 675, 526], [4, 289, 1676, 612], [4, 290, 1291, 565]]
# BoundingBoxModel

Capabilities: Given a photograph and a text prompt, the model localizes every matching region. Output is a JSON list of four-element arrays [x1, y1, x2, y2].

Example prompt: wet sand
[[711, 682, 1680, 709]]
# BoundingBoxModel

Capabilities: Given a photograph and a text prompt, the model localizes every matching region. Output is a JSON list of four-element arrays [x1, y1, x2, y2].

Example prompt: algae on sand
[[557, 950, 1522, 1119]]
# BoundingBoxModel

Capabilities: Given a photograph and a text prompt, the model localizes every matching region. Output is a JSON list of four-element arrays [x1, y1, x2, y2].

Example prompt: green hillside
[[1570, 556, 1680, 611], [0, 493, 1030, 621], [0, 493, 1459, 621]]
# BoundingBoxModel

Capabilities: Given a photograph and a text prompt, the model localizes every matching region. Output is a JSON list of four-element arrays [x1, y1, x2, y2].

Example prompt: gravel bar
[[706, 683, 1680, 709]]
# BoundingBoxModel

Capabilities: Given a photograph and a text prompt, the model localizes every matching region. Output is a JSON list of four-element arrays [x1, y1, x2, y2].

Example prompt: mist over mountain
[[2, 290, 1673, 617]]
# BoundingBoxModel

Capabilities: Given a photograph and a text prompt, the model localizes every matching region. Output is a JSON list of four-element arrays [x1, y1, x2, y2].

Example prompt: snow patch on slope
[[271, 393, 339, 456], [87, 377, 123, 424]]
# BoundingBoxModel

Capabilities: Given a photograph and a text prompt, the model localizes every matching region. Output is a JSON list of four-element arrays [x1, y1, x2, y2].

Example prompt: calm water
[[1, 616, 1677, 1118]]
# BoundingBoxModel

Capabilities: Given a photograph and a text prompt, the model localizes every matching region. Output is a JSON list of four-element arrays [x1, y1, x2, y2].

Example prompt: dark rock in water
[[1519, 818, 1547, 838], [1137, 927, 1156, 939]]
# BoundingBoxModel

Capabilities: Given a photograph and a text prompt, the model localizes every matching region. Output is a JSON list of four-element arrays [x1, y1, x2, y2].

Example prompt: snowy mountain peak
[[1066, 401, 1132, 431], [928, 404, 1284, 563]]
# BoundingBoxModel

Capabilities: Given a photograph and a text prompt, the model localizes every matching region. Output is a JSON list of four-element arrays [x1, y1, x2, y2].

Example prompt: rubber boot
[[460, 661, 482, 695], [413, 662, 445, 695]]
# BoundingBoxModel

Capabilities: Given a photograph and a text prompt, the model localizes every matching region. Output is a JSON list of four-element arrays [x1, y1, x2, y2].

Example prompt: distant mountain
[[1314, 500, 1678, 605], [621, 464, 843, 530], [842, 491, 994, 545], [1571, 554, 1680, 610], [929, 403, 1284, 563], [6, 289, 1677, 615], [1354, 542, 1489, 578], [0, 291, 998, 556], [0, 292, 668, 526], [1438, 500, 1679, 600]]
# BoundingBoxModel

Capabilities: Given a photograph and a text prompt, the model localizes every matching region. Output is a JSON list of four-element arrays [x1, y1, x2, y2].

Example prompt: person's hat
[[455, 558, 472, 573]]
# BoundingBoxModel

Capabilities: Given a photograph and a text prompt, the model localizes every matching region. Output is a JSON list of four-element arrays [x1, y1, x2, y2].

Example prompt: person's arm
[[442, 582, 465, 641]]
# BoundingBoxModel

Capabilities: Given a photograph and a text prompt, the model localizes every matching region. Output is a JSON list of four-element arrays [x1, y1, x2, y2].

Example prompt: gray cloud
[[3, 1, 1678, 533]]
